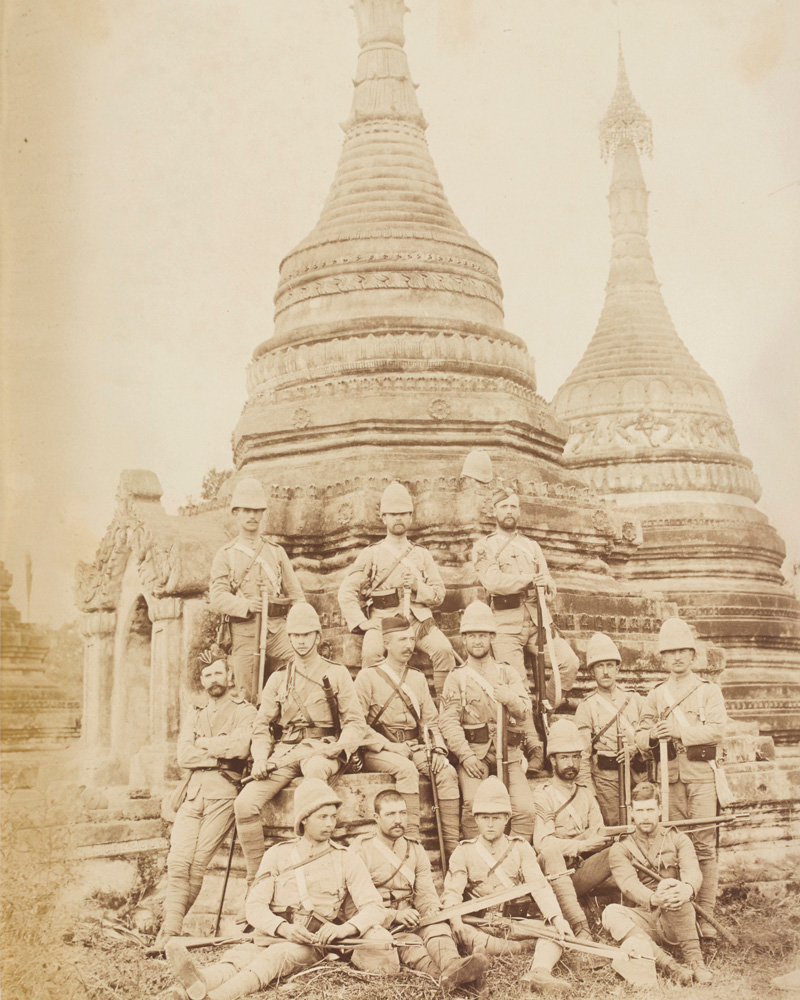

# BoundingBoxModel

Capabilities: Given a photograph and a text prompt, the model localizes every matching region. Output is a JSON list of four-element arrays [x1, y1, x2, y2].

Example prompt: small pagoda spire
[[599, 37, 653, 162]]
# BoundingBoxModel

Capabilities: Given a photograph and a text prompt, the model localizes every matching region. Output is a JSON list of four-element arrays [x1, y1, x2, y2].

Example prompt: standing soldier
[[348, 789, 489, 989], [233, 603, 367, 888], [635, 618, 727, 939], [602, 781, 710, 984], [165, 779, 394, 1000], [574, 633, 644, 825], [209, 477, 304, 704], [532, 719, 614, 942], [337, 480, 456, 697], [356, 616, 461, 855], [471, 487, 578, 708], [157, 648, 256, 948], [441, 777, 572, 994], [439, 601, 537, 839]]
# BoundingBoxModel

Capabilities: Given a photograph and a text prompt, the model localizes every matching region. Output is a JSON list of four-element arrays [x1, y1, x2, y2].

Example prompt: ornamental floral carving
[[429, 398, 450, 420]]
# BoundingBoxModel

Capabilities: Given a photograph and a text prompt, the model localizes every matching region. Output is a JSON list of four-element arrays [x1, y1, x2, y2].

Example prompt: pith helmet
[[586, 632, 621, 669], [293, 778, 342, 835], [546, 719, 584, 757], [380, 481, 414, 514], [658, 617, 697, 654], [229, 477, 268, 512], [286, 602, 321, 634], [460, 450, 493, 484], [460, 600, 497, 634], [471, 775, 512, 815]]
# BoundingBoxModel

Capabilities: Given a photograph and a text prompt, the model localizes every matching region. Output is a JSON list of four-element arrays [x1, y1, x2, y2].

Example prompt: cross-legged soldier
[[356, 615, 461, 854], [471, 487, 578, 709], [157, 648, 256, 948], [165, 780, 394, 1000], [348, 789, 489, 989], [532, 719, 614, 942], [574, 633, 645, 825], [441, 777, 572, 995], [337, 480, 456, 697], [209, 477, 304, 704], [602, 782, 712, 985], [234, 603, 367, 889], [439, 601, 537, 839], [635, 617, 727, 939]]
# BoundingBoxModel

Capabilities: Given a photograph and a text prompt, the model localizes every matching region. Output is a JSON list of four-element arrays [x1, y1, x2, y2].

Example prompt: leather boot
[[438, 798, 462, 857], [427, 934, 490, 989], [207, 970, 261, 1000], [166, 940, 209, 1000], [679, 937, 712, 983], [645, 940, 693, 986], [403, 793, 421, 841]]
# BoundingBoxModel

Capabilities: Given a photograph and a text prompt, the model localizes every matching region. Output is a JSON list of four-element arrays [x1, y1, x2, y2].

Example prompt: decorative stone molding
[[147, 597, 182, 622], [428, 398, 450, 420], [80, 612, 117, 638], [563, 409, 741, 458], [574, 458, 761, 502]]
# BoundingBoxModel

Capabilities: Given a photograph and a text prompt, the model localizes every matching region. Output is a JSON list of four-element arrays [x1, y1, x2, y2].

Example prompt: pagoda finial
[[352, 0, 408, 48], [599, 36, 653, 162]]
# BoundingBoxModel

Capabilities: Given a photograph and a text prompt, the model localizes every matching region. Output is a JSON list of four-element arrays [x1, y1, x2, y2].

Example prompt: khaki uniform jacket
[[246, 838, 386, 942], [533, 778, 604, 855], [471, 532, 555, 635], [209, 537, 304, 634], [439, 658, 531, 765], [635, 672, 727, 784], [441, 835, 561, 922], [250, 655, 366, 764], [346, 833, 442, 925], [177, 694, 257, 800], [609, 826, 702, 909], [574, 686, 643, 787], [355, 663, 446, 753], [337, 539, 446, 632]]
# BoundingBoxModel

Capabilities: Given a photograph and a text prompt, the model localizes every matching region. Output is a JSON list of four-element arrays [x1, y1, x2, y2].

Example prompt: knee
[[537, 843, 565, 871], [602, 904, 635, 940], [435, 765, 459, 798], [234, 790, 262, 823]]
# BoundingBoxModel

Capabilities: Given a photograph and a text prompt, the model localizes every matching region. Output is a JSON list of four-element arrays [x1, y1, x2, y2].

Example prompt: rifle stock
[[423, 724, 448, 870], [602, 813, 747, 837]]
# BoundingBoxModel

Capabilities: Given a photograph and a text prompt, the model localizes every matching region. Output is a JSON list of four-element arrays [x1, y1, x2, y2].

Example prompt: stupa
[[552, 44, 800, 741]]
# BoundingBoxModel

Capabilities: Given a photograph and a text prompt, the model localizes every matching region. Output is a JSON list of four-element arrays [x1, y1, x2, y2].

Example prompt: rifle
[[659, 739, 670, 823], [532, 589, 551, 751], [496, 703, 509, 787], [617, 732, 627, 826], [213, 824, 238, 937], [176, 932, 398, 952], [402, 583, 411, 620], [626, 858, 739, 947], [534, 582, 562, 710], [257, 586, 270, 694], [602, 813, 748, 837], [422, 724, 448, 870]]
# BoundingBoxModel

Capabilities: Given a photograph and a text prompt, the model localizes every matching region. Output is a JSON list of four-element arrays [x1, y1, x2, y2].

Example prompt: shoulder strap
[[552, 785, 580, 820], [372, 839, 415, 889], [659, 681, 703, 721], [473, 839, 515, 887], [591, 693, 633, 748], [229, 538, 266, 594], [371, 665, 420, 729], [368, 542, 415, 596]]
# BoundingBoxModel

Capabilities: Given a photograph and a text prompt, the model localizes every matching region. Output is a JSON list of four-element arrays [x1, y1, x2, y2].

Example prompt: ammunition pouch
[[502, 898, 533, 919], [649, 738, 677, 761], [631, 750, 649, 773], [370, 590, 401, 611], [277, 909, 329, 934], [595, 753, 619, 772], [464, 725, 490, 744], [489, 593, 522, 611], [685, 743, 717, 762], [267, 598, 291, 618], [217, 757, 249, 775], [506, 729, 524, 749]]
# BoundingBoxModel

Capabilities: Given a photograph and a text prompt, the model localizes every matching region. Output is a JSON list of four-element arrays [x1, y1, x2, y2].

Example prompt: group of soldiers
[[158, 477, 730, 998]]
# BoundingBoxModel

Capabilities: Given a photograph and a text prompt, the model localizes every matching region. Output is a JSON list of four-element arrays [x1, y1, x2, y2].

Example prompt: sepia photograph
[[2, 2, 799, 998]]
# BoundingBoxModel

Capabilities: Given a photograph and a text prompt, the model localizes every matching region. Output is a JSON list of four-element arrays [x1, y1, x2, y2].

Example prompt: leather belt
[[385, 726, 419, 743], [282, 725, 336, 743], [371, 590, 401, 611]]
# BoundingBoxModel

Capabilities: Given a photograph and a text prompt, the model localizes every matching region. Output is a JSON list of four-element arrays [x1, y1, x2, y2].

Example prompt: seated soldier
[[602, 782, 712, 985], [165, 779, 394, 1000], [573, 633, 645, 825], [533, 719, 614, 941], [439, 600, 537, 839], [442, 777, 572, 995], [356, 615, 461, 854], [234, 602, 366, 889], [348, 789, 489, 989]]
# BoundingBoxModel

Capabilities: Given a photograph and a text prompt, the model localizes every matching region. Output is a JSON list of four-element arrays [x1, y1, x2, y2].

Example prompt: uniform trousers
[[602, 901, 698, 950], [537, 844, 613, 931], [229, 619, 294, 705], [234, 750, 341, 881], [360, 747, 460, 799], [591, 763, 645, 827], [491, 622, 578, 709], [458, 760, 536, 839], [361, 617, 455, 698], [669, 776, 719, 914], [455, 918, 563, 971], [165, 795, 234, 922]]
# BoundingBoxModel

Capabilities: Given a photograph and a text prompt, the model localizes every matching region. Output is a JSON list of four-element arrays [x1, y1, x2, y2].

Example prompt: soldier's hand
[[401, 568, 415, 589], [322, 742, 345, 759], [394, 908, 420, 929], [428, 750, 448, 774], [391, 741, 413, 759], [195, 737, 210, 750], [580, 832, 612, 853], [493, 682, 515, 706], [248, 596, 263, 615], [316, 920, 353, 944], [551, 916, 571, 940], [277, 921, 317, 945], [462, 755, 489, 779], [651, 721, 672, 741], [250, 758, 272, 780]]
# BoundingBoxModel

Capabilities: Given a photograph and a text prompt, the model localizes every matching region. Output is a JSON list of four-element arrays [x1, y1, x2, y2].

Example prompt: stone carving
[[293, 408, 312, 429], [580, 458, 761, 502], [279, 249, 500, 287], [564, 409, 741, 457], [599, 42, 653, 162], [428, 398, 450, 420], [274, 269, 503, 316]]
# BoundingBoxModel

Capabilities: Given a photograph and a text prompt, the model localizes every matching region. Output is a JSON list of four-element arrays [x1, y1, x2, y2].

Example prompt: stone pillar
[[79, 611, 117, 784]]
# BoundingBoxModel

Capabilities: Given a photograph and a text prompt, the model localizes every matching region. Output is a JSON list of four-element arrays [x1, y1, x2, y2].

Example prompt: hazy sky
[[3, 0, 798, 624]]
